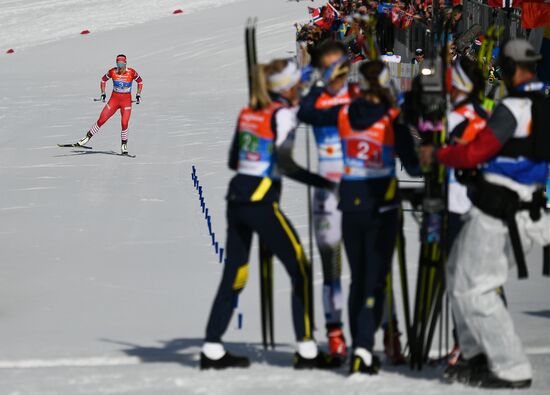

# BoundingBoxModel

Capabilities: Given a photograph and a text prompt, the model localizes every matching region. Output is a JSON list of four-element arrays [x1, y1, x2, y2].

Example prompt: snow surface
[[0, 0, 549, 394], [0, 0, 244, 51]]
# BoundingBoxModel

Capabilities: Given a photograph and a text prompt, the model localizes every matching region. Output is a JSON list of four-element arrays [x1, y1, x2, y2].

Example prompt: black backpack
[[500, 90, 550, 162]]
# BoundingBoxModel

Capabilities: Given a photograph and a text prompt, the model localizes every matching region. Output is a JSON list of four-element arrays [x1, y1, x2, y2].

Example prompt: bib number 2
[[347, 139, 381, 165]]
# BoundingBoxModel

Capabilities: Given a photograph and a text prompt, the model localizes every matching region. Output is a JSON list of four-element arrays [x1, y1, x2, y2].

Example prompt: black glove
[[136, 93, 141, 104], [100, 92, 106, 102]]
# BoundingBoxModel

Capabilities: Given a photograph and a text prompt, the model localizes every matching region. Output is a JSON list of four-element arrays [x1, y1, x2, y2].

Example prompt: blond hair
[[250, 59, 290, 111]]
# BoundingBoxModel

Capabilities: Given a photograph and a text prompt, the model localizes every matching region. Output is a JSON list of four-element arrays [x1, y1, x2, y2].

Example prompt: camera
[[403, 57, 446, 132]]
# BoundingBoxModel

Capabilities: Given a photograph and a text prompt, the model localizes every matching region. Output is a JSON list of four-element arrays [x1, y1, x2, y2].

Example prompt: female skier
[[76, 54, 143, 155], [299, 60, 420, 374], [306, 40, 408, 364], [200, 58, 340, 371], [307, 40, 351, 359]]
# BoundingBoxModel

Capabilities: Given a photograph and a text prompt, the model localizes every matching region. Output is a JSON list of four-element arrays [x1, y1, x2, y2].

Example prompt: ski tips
[[57, 143, 93, 149], [246, 16, 258, 27]]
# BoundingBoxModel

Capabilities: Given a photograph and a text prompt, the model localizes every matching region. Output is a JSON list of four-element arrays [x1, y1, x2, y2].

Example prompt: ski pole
[[305, 124, 315, 328], [396, 205, 412, 352]]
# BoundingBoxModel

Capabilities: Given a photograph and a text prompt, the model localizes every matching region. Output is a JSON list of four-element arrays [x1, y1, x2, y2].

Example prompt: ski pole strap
[[506, 213, 529, 279], [544, 245, 550, 276]]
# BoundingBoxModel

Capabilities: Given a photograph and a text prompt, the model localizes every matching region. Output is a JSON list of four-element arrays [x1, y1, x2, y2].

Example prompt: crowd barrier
[[349, 61, 420, 92], [395, 0, 525, 61]]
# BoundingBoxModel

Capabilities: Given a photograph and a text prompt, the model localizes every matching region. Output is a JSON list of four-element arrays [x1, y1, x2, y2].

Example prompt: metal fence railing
[[395, 0, 525, 62]]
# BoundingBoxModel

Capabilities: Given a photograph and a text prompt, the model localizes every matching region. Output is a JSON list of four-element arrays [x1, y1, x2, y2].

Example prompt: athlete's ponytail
[[250, 64, 272, 111], [359, 60, 395, 109]]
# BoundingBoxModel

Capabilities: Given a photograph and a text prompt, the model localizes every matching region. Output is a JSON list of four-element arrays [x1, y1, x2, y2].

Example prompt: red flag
[[310, 6, 333, 30], [402, 15, 414, 30], [487, 0, 522, 7], [522, 1, 550, 28], [391, 7, 402, 26]]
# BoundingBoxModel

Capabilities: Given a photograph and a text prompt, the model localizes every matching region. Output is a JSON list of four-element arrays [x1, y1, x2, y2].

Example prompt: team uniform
[[88, 67, 143, 143], [447, 100, 489, 241], [299, 90, 420, 372], [310, 86, 350, 342], [203, 93, 338, 369], [444, 97, 490, 363]]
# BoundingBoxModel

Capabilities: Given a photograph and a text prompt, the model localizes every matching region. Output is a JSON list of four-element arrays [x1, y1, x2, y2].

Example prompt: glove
[[136, 93, 141, 104], [100, 92, 106, 102], [300, 65, 315, 84], [321, 56, 349, 85]]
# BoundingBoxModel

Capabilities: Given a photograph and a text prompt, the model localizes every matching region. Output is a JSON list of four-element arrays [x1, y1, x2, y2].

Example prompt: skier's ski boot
[[199, 352, 250, 370], [472, 372, 532, 389], [446, 343, 461, 367], [327, 327, 348, 360], [444, 353, 488, 384], [349, 348, 381, 375], [77, 132, 92, 147], [383, 327, 406, 365], [293, 351, 342, 370], [121, 141, 128, 155]]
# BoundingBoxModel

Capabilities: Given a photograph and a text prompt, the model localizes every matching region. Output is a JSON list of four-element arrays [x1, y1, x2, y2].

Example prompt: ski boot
[[121, 141, 128, 155], [293, 350, 342, 370], [444, 353, 488, 384], [446, 343, 461, 367], [383, 327, 406, 365], [473, 372, 532, 389], [199, 352, 250, 370], [327, 327, 348, 360], [77, 132, 92, 147], [350, 348, 381, 375]]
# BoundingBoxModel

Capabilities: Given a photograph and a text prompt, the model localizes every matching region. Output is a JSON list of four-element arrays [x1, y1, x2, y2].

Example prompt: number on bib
[[346, 139, 382, 166], [240, 132, 259, 153]]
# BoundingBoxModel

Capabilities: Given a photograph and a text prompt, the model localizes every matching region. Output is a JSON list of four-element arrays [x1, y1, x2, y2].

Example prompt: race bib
[[346, 138, 383, 168]]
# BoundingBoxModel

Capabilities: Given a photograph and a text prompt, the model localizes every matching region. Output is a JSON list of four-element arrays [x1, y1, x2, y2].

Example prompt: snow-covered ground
[[0, 0, 549, 394], [0, 0, 245, 51]]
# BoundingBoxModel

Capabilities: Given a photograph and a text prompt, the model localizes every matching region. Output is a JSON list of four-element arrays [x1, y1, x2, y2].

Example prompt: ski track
[[0, 0, 549, 394]]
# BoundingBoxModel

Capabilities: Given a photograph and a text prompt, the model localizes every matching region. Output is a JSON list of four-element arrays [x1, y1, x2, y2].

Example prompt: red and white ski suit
[[88, 67, 143, 142]]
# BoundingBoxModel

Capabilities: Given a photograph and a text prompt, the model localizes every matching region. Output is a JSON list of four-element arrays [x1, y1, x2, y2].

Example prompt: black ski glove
[[100, 92, 106, 102], [136, 94, 141, 104]]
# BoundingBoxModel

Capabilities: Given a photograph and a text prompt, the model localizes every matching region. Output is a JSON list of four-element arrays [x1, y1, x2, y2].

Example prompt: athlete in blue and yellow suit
[[201, 59, 340, 371], [299, 60, 420, 375]]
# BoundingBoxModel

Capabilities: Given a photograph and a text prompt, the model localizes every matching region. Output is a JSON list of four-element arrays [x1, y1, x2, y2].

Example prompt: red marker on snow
[[173, 9, 184, 14], [6, 49, 14, 54], [80, 30, 90, 35]]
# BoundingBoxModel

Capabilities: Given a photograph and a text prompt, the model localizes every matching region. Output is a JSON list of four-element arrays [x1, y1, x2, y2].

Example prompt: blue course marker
[[237, 313, 243, 329], [192, 165, 228, 266]]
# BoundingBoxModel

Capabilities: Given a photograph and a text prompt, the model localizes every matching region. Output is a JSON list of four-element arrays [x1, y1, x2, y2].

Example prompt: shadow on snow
[[99, 337, 444, 380], [54, 149, 123, 157]]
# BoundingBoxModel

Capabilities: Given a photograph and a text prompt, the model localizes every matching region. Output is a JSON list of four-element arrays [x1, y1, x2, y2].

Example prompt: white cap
[[503, 39, 542, 63], [268, 61, 301, 93]]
